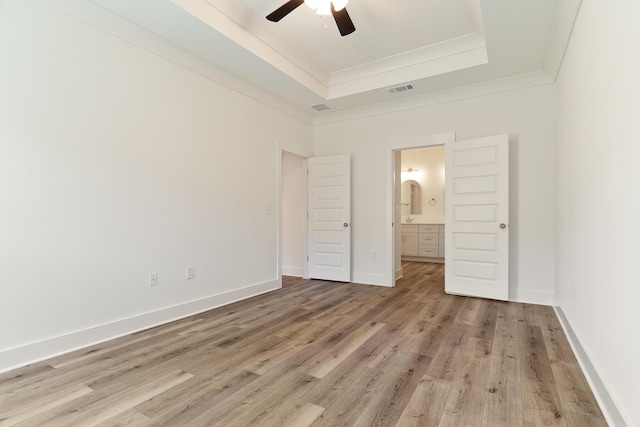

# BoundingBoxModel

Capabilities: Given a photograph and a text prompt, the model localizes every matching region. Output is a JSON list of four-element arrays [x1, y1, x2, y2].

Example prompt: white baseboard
[[282, 266, 303, 277], [352, 272, 392, 287], [0, 279, 280, 374], [554, 306, 628, 427], [509, 288, 555, 305]]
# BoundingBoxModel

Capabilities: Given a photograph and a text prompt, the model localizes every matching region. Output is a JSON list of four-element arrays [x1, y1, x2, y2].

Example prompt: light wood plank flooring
[[0, 262, 606, 426]]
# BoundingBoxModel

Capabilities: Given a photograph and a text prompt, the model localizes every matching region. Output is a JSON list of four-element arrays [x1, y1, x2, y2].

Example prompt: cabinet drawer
[[418, 225, 438, 234], [419, 234, 438, 245], [402, 224, 419, 233], [419, 245, 438, 257]]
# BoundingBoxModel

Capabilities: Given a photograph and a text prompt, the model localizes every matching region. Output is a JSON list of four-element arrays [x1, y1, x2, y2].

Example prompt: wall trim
[[352, 272, 391, 287], [554, 306, 628, 427], [509, 288, 555, 306], [0, 279, 280, 374], [282, 266, 304, 277]]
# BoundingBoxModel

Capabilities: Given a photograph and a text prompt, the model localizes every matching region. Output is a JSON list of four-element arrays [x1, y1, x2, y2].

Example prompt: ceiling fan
[[266, 0, 356, 36]]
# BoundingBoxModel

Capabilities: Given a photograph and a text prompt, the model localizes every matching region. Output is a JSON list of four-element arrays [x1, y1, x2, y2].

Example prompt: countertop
[[401, 222, 444, 225]]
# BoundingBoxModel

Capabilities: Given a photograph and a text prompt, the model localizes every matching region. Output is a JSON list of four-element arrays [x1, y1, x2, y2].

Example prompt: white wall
[[401, 146, 445, 223], [314, 84, 557, 303], [0, 1, 312, 371], [281, 152, 305, 276], [555, 1, 640, 425]]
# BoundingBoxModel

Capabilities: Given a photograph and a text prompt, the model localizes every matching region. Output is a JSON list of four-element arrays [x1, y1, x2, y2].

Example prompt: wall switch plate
[[186, 266, 194, 279], [149, 273, 158, 286]]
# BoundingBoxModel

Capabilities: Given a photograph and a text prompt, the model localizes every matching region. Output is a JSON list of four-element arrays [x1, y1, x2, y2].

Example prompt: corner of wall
[[553, 306, 629, 427], [509, 288, 555, 306]]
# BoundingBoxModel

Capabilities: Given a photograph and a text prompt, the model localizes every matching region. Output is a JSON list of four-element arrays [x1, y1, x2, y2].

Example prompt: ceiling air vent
[[388, 84, 414, 94], [311, 103, 330, 111]]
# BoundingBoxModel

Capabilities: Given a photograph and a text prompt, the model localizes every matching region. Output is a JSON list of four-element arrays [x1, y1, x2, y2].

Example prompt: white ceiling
[[89, 0, 580, 119]]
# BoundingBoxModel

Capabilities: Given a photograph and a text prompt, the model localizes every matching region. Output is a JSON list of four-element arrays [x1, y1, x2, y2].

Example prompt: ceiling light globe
[[304, 0, 319, 10], [304, 0, 349, 16], [332, 0, 348, 11], [316, 0, 331, 15]]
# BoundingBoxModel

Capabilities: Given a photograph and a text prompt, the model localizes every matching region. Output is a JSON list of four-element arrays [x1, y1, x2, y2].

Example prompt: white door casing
[[445, 135, 509, 301], [308, 155, 351, 282]]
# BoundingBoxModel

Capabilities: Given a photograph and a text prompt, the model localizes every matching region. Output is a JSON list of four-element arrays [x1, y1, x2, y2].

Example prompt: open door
[[308, 155, 351, 282], [445, 135, 509, 300]]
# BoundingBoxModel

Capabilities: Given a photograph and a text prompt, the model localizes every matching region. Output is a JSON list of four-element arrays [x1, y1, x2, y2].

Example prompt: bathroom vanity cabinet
[[401, 223, 445, 262]]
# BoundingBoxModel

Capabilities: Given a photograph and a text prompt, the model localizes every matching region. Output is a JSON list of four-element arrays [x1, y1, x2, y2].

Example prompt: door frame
[[385, 132, 456, 287]]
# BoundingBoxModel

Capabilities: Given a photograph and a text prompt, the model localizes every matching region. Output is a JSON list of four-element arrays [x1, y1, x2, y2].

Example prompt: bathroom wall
[[401, 146, 445, 223]]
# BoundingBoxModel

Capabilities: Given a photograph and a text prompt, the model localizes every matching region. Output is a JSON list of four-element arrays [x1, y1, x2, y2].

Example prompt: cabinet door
[[402, 232, 419, 256], [419, 245, 438, 257], [419, 234, 438, 245]]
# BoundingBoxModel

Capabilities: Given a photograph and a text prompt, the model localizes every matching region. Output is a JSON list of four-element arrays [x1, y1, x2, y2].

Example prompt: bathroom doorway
[[394, 146, 446, 281]]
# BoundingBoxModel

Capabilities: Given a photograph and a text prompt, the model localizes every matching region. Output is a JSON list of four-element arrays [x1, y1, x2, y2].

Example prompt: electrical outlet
[[149, 273, 158, 286], [186, 266, 194, 280]]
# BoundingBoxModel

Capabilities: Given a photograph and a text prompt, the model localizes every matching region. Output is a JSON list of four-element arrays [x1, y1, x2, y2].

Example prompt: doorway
[[279, 150, 352, 284], [394, 146, 446, 281], [386, 132, 455, 286], [281, 151, 307, 279], [388, 133, 510, 301]]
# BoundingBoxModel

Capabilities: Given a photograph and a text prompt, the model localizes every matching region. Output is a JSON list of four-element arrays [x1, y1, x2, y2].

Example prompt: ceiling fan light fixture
[[332, 0, 348, 11], [267, 0, 355, 36], [304, 0, 348, 16]]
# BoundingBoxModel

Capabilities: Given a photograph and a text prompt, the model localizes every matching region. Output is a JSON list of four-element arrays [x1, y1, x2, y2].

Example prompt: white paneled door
[[445, 135, 509, 300], [308, 155, 351, 282]]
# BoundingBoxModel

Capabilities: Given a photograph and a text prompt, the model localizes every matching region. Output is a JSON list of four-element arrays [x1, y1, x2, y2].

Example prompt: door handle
[[499, 223, 507, 229]]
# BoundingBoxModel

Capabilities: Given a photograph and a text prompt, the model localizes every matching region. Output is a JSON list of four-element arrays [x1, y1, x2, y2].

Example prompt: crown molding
[[173, 0, 490, 104], [176, 0, 329, 96], [313, 71, 554, 126]]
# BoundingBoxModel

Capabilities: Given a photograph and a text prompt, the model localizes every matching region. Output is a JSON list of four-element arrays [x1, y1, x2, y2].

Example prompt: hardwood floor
[[0, 262, 607, 426]]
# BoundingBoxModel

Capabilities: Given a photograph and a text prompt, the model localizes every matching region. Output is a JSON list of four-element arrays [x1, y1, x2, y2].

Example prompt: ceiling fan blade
[[266, 0, 305, 22], [331, 5, 355, 36]]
